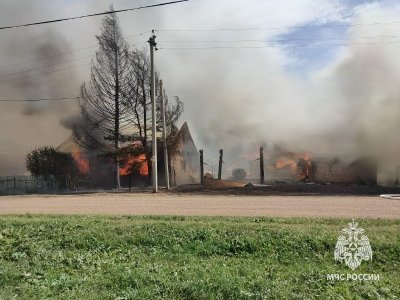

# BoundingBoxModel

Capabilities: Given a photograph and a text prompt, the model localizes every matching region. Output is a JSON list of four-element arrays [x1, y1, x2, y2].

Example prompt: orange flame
[[120, 154, 148, 176], [275, 152, 313, 181], [276, 158, 298, 171], [73, 151, 89, 175]]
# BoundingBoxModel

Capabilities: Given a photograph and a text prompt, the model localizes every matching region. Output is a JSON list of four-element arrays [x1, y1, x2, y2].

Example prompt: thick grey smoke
[[154, 1, 400, 182], [0, 0, 399, 184], [0, 1, 81, 175]]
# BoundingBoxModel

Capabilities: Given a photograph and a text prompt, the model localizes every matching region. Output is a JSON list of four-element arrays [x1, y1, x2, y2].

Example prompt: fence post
[[200, 150, 204, 185], [218, 149, 223, 180], [260, 147, 265, 184]]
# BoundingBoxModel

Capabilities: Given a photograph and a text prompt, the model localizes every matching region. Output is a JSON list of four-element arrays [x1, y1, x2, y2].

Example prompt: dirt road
[[0, 193, 399, 218]]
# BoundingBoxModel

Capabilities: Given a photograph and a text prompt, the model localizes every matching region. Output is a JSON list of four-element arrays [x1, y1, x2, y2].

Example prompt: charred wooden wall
[[170, 122, 200, 185]]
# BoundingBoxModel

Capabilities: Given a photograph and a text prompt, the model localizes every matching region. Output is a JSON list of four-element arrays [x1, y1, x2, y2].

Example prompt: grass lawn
[[0, 216, 398, 299]]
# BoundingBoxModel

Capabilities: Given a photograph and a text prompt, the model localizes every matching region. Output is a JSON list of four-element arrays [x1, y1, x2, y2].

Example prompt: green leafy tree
[[26, 147, 79, 188]]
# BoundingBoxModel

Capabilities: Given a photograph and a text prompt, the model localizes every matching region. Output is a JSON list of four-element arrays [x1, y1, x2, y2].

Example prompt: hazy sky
[[0, 0, 400, 176]]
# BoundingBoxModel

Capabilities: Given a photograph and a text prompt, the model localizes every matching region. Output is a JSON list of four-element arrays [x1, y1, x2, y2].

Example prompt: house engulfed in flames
[[269, 150, 377, 185], [57, 122, 200, 188]]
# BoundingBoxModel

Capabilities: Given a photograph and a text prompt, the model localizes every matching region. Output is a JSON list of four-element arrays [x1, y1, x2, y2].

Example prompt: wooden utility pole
[[199, 150, 204, 185], [160, 80, 170, 190], [260, 147, 265, 184], [149, 30, 158, 193], [218, 149, 223, 180]]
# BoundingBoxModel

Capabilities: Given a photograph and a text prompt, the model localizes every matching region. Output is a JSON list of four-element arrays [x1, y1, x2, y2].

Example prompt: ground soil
[[0, 188, 399, 218], [173, 183, 400, 196]]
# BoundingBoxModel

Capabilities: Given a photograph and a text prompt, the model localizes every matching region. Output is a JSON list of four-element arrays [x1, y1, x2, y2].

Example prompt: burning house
[[57, 135, 115, 188], [57, 122, 200, 188]]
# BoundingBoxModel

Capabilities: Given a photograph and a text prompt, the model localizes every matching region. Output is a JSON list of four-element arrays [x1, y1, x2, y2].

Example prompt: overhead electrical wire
[[0, 35, 149, 70], [158, 35, 399, 43], [0, 40, 148, 79], [0, 63, 89, 84], [0, 0, 190, 30], [0, 45, 97, 70], [0, 31, 397, 75], [159, 39, 400, 50], [155, 20, 400, 33], [0, 4, 398, 88], [2, 33, 396, 78], [1, 34, 393, 72], [0, 97, 78, 102], [0, 55, 92, 78], [159, 44, 399, 50], [2, 37, 399, 82]]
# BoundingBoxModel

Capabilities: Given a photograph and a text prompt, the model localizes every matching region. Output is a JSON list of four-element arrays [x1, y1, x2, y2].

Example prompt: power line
[[2, 38, 399, 82], [0, 45, 95, 70], [0, 55, 92, 78], [158, 35, 400, 43], [0, 34, 148, 70], [0, 0, 190, 30], [0, 63, 89, 84], [159, 40, 400, 50], [0, 37, 147, 83], [0, 34, 392, 75], [0, 97, 78, 102], [0, 28, 393, 70], [156, 20, 400, 33], [0, 40, 148, 78]]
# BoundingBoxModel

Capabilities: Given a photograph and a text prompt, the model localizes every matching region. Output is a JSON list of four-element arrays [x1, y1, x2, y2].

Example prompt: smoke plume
[[0, 2, 81, 175], [154, 1, 400, 182], [1, 0, 399, 184]]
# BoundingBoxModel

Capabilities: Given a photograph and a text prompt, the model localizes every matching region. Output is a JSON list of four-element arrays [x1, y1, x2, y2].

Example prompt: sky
[[0, 0, 400, 179]]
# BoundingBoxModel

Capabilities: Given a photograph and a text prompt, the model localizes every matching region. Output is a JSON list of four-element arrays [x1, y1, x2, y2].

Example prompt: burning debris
[[275, 151, 314, 182], [269, 147, 376, 185]]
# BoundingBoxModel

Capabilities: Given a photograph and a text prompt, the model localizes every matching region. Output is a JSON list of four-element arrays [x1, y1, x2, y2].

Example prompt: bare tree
[[127, 49, 183, 182], [78, 9, 133, 189]]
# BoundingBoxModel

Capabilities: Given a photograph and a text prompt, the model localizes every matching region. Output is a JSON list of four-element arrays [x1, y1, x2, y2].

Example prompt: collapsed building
[[267, 151, 377, 185]]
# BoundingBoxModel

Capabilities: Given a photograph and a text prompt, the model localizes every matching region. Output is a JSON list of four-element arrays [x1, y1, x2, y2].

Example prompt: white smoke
[[155, 1, 400, 182]]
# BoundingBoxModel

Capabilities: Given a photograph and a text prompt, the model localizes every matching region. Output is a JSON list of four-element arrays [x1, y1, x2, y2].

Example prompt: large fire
[[70, 147, 149, 177], [275, 152, 313, 181], [119, 142, 149, 176], [72, 151, 89, 175], [120, 154, 148, 176]]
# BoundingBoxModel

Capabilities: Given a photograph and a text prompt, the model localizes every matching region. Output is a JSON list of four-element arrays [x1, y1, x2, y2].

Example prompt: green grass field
[[0, 216, 398, 299]]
